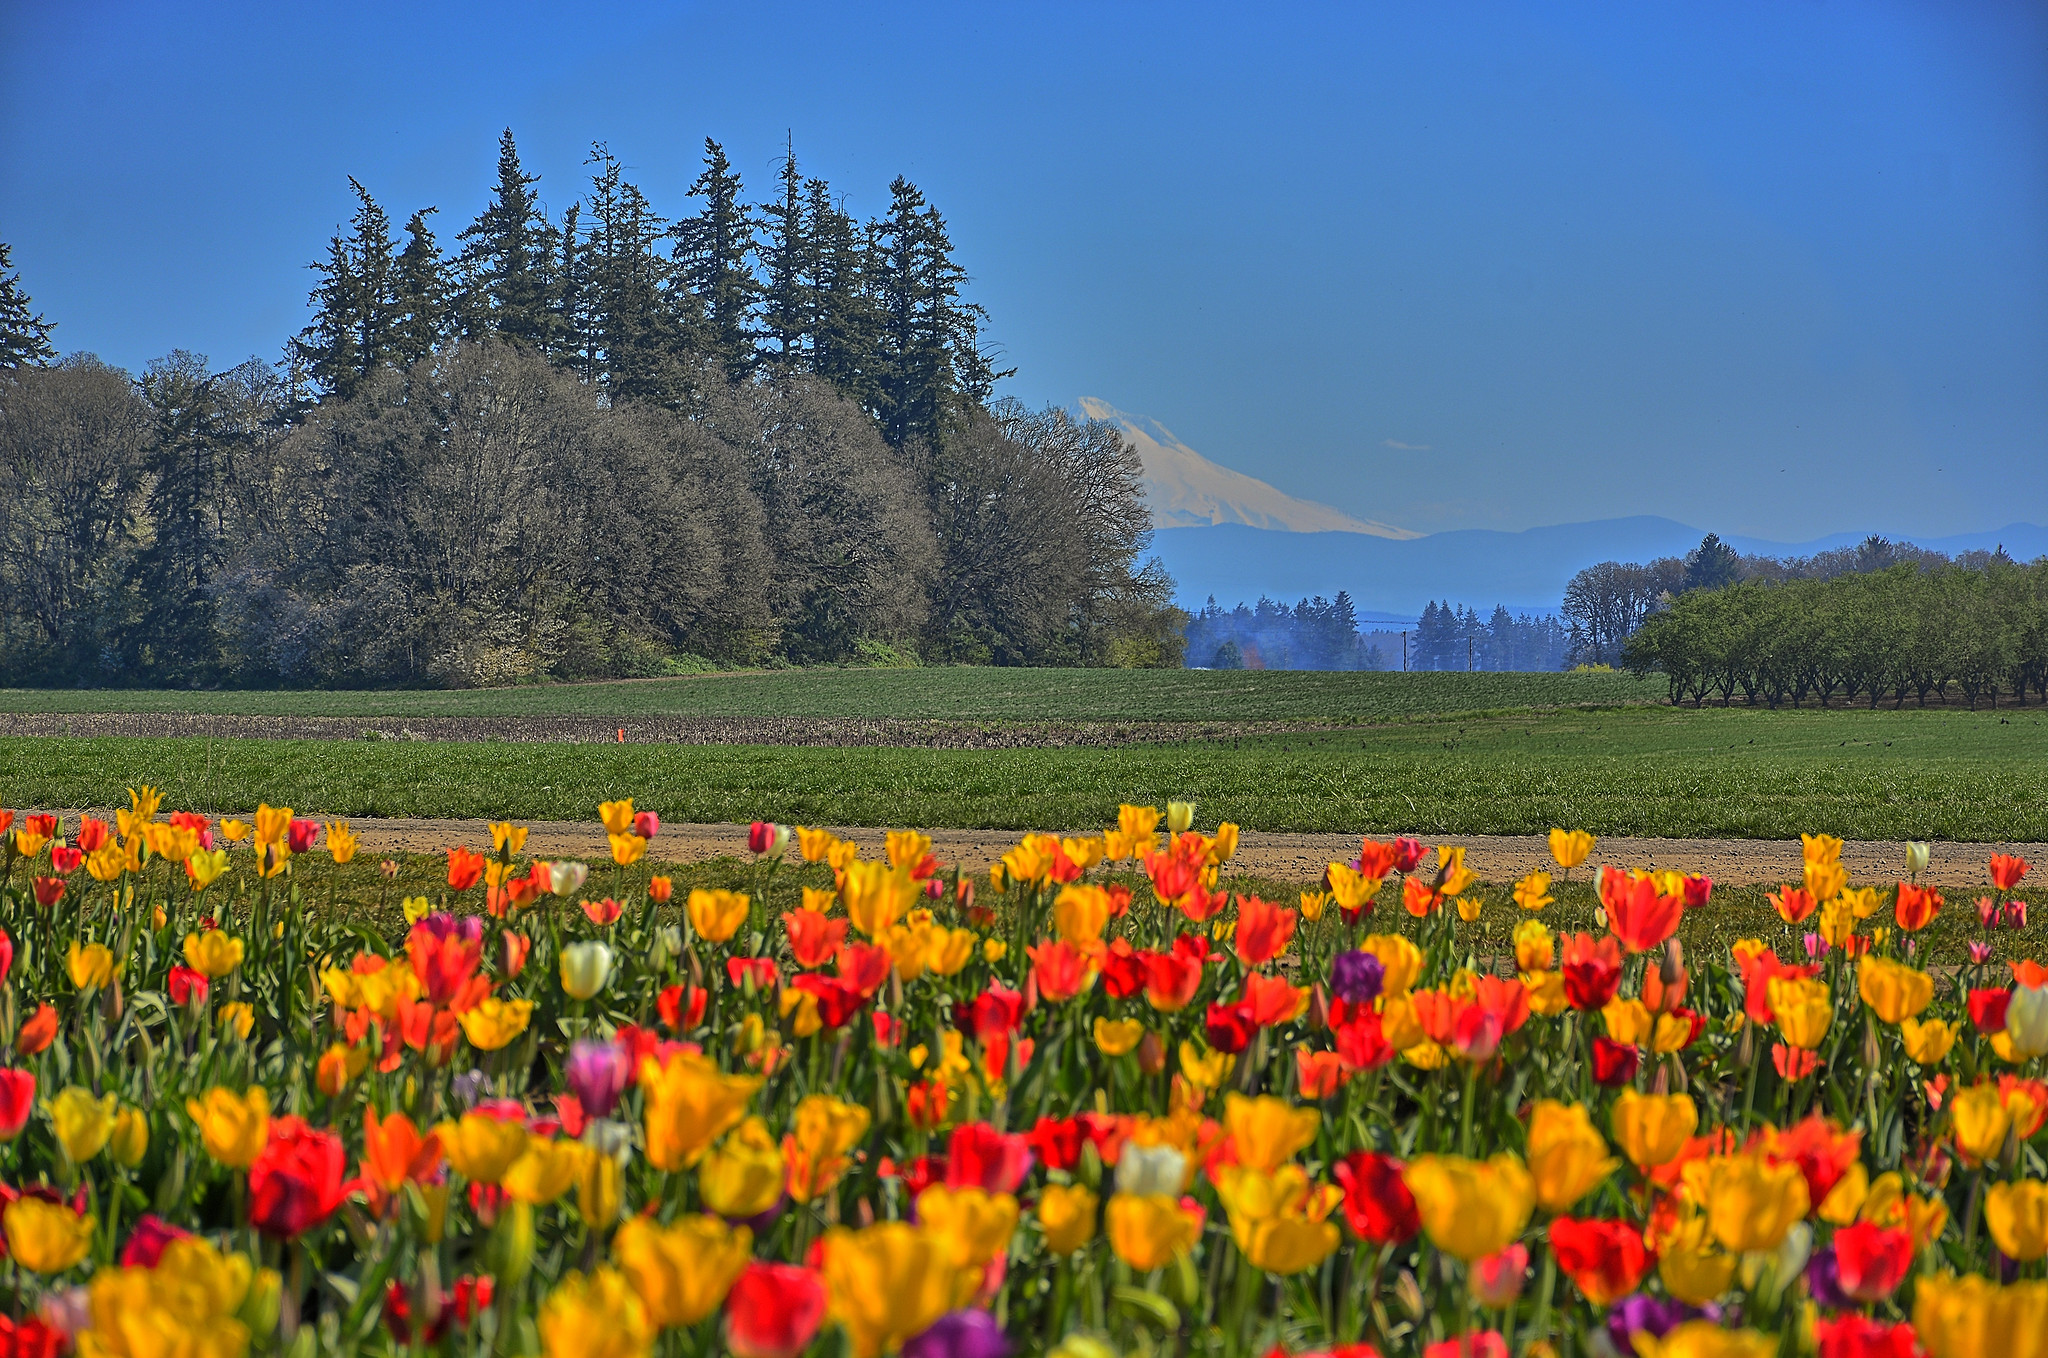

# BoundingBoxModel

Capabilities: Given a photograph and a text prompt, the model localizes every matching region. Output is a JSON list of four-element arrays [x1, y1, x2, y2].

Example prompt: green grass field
[[0, 666, 1663, 723], [5, 704, 2043, 838]]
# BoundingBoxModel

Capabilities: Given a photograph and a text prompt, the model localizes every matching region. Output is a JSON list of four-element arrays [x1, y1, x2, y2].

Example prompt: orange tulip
[[1027, 940, 1098, 1003], [1601, 874, 1683, 954], [1234, 896, 1298, 967], [1768, 886, 1817, 926], [1895, 882, 1942, 932], [782, 911, 849, 970]]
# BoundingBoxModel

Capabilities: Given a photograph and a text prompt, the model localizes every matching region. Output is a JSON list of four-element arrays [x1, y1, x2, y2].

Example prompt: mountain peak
[[1073, 398, 1417, 538]]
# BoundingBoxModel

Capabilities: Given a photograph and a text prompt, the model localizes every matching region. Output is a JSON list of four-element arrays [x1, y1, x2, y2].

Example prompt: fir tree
[[0, 241, 57, 367], [872, 178, 1006, 448], [391, 208, 451, 370], [804, 179, 876, 404], [675, 139, 759, 381], [297, 179, 398, 399], [582, 145, 688, 404], [759, 139, 811, 370], [131, 351, 227, 680], [456, 130, 553, 349]]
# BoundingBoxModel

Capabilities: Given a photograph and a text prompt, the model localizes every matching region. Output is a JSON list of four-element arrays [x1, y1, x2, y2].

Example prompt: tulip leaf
[[1112, 1285, 1180, 1332]]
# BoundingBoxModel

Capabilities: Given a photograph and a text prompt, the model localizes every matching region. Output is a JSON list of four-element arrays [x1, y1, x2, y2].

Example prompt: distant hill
[[1072, 398, 1416, 538], [1151, 518, 2048, 621]]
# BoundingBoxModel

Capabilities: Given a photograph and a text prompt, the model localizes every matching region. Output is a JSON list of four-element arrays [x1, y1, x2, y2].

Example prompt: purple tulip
[[1331, 950, 1384, 1005], [1606, 1294, 1709, 1352], [901, 1312, 1011, 1358], [1806, 1247, 1852, 1311], [566, 1039, 632, 1120]]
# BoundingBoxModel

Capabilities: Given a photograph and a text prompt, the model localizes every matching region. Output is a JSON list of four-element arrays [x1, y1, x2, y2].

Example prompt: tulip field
[[0, 791, 2043, 1358]]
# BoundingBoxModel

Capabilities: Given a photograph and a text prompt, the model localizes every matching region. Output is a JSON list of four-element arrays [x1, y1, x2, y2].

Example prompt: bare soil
[[281, 817, 2042, 889]]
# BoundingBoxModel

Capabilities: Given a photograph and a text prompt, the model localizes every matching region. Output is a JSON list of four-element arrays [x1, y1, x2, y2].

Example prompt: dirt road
[[311, 817, 2037, 888]]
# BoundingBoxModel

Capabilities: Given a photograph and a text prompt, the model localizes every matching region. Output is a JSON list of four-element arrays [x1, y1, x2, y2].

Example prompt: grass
[[0, 667, 1665, 724], [5, 704, 2045, 839]]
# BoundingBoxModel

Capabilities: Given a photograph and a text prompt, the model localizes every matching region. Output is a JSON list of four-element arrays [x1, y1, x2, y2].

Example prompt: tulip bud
[[111, 1107, 148, 1168], [1137, 1031, 1167, 1076], [1308, 983, 1330, 1031], [1167, 801, 1195, 835], [559, 942, 614, 1000], [1904, 842, 1930, 876], [485, 1200, 535, 1285], [240, 1268, 283, 1338]]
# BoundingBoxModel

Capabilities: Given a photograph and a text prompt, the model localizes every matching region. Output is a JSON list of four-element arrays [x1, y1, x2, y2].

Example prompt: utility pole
[[1402, 631, 1408, 672], [1468, 637, 1474, 672]]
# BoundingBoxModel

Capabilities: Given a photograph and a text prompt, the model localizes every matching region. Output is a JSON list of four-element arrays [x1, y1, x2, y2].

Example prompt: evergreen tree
[[297, 179, 399, 399], [131, 351, 227, 680], [0, 241, 57, 368], [1684, 532, 1740, 592], [874, 178, 973, 447], [759, 139, 811, 370], [675, 139, 758, 381], [456, 130, 553, 349], [804, 179, 876, 404], [581, 145, 688, 404], [391, 208, 452, 370]]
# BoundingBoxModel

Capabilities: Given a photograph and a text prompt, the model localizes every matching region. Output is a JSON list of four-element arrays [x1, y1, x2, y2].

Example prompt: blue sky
[[3, 0, 2043, 541]]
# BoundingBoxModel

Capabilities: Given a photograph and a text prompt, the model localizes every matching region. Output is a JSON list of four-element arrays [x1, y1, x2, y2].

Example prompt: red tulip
[[0, 929, 10, 985], [286, 819, 322, 854], [1141, 949, 1204, 1013], [1390, 838, 1427, 873], [1591, 1037, 1639, 1087], [1241, 972, 1308, 1028], [782, 910, 849, 969], [725, 1262, 827, 1358], [445, 846, 486, 892], [1333, 1151, 1419, 1243], [120, 1214, 193, 1267], [726, 956, 779, 991], [1813, 1316, 1919, 1358], [1100, 939, 1147, 999], [1772, 1044, 1819, 1081], [1356, 839, 1398, 880], [1296, 1049, 1345, 1100], [1989, 853, 2030, 891], [14, 1004, 56, 1056], [633, 811, 661, 841], [1026, 1117, 1083, 1172], [25, 814, 56, 840], [30, 878, 63, 908], [1681, 874, 1713, 908], [48, 845, 82, 874], [76, 816, 108, 852], [1832, 1221, 1912, 1301], [167, 965, 209, 1007], [1548, 1216, 1652, 1309], [947, 1122, 1032, 1193], [656, 984, 708, 1033], [836, 943, 891, 999], [582, 897, 622, 927], [0, 1314, 67, 1358], [1335, 1011, 1395, 1072], [790, 974, 864, 1030], [247, 1116, 352, 1237], [1968, 988, 2012, 1034], [1561, 933, 1623, 1010], [0, 1068, 35, 1140], [1203, 1001, 1257, 1054]]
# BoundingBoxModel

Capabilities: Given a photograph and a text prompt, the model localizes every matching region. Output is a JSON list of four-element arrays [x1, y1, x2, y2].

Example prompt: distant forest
[[0, 135, 1183, 687], [1186, 595, 1570, 672]]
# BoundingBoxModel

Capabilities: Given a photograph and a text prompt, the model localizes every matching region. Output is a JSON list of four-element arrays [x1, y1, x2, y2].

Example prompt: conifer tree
[[297, 180, 399, 399], [872, 178, 1004, 447], [0, 241, 57, 368], [759, 139, 811, 369], [130, 351, 227, 680], [804, 179, 876, 404], [391, 208, 451, 371], [456, 130, 553, 349], [582, 146, 688, 404], [675, 140, 759, 381]]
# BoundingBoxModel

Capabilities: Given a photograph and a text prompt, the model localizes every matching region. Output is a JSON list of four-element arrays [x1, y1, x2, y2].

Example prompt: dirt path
[[301, 817, 2040, 889]]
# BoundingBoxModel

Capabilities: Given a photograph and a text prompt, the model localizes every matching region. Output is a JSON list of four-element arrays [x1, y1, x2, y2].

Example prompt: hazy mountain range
[[1072, 398, 2048, 621]]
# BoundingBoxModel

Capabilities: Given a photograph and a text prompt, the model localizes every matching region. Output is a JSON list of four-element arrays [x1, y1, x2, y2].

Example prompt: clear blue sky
[[4, 1, 2043, 541]]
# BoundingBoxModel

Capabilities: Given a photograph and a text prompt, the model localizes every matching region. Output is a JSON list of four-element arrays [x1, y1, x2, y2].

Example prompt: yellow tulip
[[1522, 969, 1569, 1017], [1701, 1154, 1808, 1254], [489, 820, 529, 855], [608, 832, 648, 867], [1403, 1153, 1535, 1262], [1179, 1041, 1234, 1091], [1053, 885, 1112, 944], [1610, 1090, 1697, 1170], [1817, 898, 1857, 949], [1526, 1100, 1618, 1213], [915, 1185, 1020, 1268], [184, 848, 230, 889], [111, 1106, 149, 1168], [685, 888, 749, 944], [324, 820, 359, 864], [435, 1111, 529, 1184], [67, 940, 117, 990], [459, 996, 534, 1052], [820, 1222, 968, 1358], [840, 860, 917, 938], [182, 929, 245, 978], [1514, 870, 1555, 912], [698, 1118, 785, 1219], [598, 799, 636, 835], [1901, 1016, 1957, 1066], [1859, 957, 1934, 1024], [577, 1151, 623, 1232], [1360, 934, 1423, 997], [1953, 1082, 2015, 1165], [1211, 822, 1240, 863], [1803, 860, 1848, 904], [1635, 1322, 1779, 1358], [925, 926, 976, 977], [47, 1087, 117, 1164], [503, 1137, 589, 1206], [786, 1094, 872, 1203], [1602, 997, 1654, 1047], [611, 1214, 751, 1330], [1038, 1183, 1099, 1255], [1657, 1214, 1736, 1305], [1818, 1162, 1869, 1224], [85, 845, 127, 881], [1106, 1193, 1201, 1271], [1767, 977, 1832, 1049], [3, 1198, 94, 1274], [1214, 1164, 1341, 1275], [1548, 828, 1594, 871], [1801, 833, 1843, 867], [219, 1002, 255, 1040], [1093, 1017, 1145, 1056], [641, 1051, 761, 1172], [1984, 1181, 2048, 1263], [1514, 919, 1555, 972], [1912, 1273, 2048, 1358], [538, 1267, 652, 1358], [1223, 1094, 1319, 1174]]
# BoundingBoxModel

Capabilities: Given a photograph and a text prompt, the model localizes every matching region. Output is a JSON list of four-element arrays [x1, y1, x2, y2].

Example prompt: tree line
[[1407, 601, 1571, 672], [1187, 594, 1387, 671], [1624, 558, 2048, 708], [0, 134, 1183, 686]]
